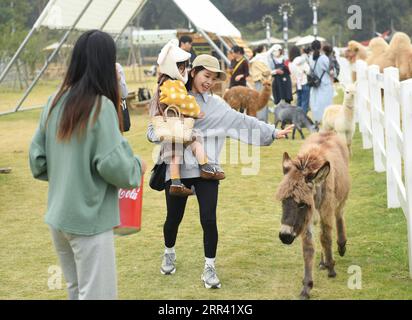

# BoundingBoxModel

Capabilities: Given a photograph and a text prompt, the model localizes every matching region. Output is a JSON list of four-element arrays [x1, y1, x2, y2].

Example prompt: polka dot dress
[[159, 80, 201, 117]]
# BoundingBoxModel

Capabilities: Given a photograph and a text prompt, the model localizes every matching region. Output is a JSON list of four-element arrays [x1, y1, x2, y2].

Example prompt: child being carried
[[153, 39, 225, 197]]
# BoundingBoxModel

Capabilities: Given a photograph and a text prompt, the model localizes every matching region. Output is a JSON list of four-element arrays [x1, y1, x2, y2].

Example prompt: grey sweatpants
[[49, 227, 117, 300]]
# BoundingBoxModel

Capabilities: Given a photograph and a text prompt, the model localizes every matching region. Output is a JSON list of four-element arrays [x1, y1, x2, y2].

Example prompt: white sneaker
[[160, 252, 176, 275], [201, 264, 221, 289]]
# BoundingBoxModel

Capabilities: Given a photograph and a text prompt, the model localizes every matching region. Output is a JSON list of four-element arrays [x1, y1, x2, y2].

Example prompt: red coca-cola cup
[[115, 176, 144, 235]]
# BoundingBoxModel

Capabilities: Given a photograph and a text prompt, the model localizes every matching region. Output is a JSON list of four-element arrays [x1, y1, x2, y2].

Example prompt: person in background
[[268, 44, 292, 105], [229, 45, 249, 88], [323, 44, 340, 83], [302, 46, 312, 63], [250, 45, 271, 122], [116, 62, 128, 99], [289, 45, 311, 114], [309, 40, 334, 126], [116, 62, 131, 131], [29, 30, 145, 300], [179, 35, 195, 68]]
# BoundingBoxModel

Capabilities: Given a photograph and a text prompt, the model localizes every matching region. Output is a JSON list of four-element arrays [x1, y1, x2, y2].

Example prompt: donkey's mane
[[276, 145, 327, 205], [295, 147, 326, 173]]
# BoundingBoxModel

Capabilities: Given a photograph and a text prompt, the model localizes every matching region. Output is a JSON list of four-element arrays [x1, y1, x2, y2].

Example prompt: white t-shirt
[[289, 56, 310, 90]]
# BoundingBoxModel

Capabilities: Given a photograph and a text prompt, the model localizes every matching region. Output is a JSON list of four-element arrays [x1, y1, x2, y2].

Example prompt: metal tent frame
[[0, 0, 147, 115], [0, 0, 240, 114]]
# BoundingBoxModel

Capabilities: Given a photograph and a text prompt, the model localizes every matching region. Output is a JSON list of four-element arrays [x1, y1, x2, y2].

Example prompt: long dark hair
[[311, 40, 321, 60], [322, 43, 333, 57], [253, 44, 266, 57], [289, 45, 301, 62], [48, 30, 121, 140]]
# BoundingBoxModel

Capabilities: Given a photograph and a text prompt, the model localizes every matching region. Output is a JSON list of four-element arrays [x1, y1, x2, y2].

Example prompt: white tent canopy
[[38, 0, 146, 34], [0, 0, 241, 113], [173, 0, 241, 38], [37, 0, 240, 37], [288, 36, 302, 44], [249, 37, 283, 47], [295, 35, 326, 46]]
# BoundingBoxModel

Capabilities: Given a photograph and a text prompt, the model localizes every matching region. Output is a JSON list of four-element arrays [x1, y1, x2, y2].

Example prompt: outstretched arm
[[211, 97, 293, 145], [276, 125, 294, 138]]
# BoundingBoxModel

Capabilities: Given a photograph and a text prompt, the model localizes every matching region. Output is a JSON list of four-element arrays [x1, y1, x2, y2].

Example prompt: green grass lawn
[[0, 89, 411, 300], [0, 66, 156, 113]]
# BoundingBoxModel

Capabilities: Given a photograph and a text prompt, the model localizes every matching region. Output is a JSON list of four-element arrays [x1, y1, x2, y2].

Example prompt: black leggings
[[164, 178, 219, 258]]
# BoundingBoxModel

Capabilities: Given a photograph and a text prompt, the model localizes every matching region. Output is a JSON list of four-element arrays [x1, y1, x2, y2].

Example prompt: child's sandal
[[169, 184, 193, 197], [200, 168, 225, 181]]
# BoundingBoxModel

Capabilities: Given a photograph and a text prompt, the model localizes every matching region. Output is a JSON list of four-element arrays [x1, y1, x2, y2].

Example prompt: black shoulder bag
[[121, 98, 131, 132], [149, 160, 167, 191], [307, 59, 326, 88]]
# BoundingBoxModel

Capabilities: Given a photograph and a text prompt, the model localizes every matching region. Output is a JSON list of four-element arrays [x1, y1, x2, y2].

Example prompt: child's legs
[[170, 143, 183, 180], [190, 140, 208, 165], [170, 155, 181, 180]]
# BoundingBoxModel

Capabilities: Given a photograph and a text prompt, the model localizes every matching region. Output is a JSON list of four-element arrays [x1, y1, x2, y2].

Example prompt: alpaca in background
[[223, 79, 272, 117], [345, 40, 368, 82], [366, 37, 390, 67], [322, 83, 357, 156], [366, 33, 412, 81]]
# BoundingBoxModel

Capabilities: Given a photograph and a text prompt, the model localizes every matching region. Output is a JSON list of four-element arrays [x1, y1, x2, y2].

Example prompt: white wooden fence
[[355, 60, 412, 278]]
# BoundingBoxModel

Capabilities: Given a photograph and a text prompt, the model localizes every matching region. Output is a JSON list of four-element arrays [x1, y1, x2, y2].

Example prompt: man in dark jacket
[[179, 35, 196, 68]]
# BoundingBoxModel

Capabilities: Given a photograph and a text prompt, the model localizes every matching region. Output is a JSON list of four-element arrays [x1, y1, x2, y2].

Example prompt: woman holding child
[[148, 41, 293, 289]]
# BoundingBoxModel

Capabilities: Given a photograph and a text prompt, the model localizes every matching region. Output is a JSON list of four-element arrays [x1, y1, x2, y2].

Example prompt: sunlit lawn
[[0, 84, 411, 300]]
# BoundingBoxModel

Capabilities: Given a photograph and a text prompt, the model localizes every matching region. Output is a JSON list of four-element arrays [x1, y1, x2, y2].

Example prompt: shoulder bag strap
[[232, 58, 245, 75]]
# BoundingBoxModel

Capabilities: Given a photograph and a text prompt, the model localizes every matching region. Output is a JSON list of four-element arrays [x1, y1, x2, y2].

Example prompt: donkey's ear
[[306, 161, 330, 184], [282, 152, 292, 175]]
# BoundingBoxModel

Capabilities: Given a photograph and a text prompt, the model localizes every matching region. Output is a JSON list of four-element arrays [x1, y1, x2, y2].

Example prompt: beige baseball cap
[[192, 54, 227, 80]]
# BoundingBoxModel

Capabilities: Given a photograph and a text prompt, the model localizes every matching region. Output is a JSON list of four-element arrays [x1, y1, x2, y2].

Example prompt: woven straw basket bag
[[151, 105, 195, 143]]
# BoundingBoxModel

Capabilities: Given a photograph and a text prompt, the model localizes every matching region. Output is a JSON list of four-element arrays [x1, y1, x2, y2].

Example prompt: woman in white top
[[288, 46, 311, 114]]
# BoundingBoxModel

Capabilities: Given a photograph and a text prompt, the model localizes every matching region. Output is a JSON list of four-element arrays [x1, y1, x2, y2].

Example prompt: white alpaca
[[322, 83, 357, 156]]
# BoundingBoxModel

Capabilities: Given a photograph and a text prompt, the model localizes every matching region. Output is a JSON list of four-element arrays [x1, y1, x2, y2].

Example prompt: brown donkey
[[276, 131, 350, 299]]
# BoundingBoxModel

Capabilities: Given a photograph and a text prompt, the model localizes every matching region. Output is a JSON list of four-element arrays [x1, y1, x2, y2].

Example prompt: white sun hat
[[268, 44, 282, 54], [157, 39, 191, 83]]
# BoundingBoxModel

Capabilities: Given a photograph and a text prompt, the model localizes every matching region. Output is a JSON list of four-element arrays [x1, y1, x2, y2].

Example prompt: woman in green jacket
[[29, 30, 145, 300]]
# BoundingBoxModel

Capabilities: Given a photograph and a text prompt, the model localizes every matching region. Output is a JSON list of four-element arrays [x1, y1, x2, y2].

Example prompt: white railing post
[[356, 60, 372, 149], [368, 65, 385, 172], [400, 79, 412, 278], [355, 62, 363, 130], [383, 67, 401, 208]]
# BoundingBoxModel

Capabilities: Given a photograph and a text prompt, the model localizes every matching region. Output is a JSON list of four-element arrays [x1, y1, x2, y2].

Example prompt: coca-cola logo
[[118, 188, 140, 200]]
